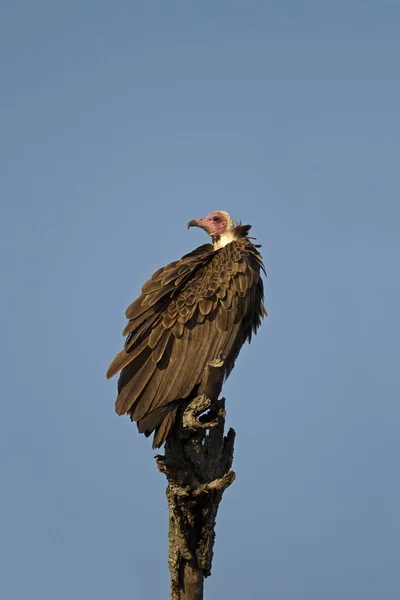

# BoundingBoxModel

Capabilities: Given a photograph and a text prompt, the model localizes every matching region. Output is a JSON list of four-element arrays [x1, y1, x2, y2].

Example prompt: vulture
[[107, 210, 267, 448]]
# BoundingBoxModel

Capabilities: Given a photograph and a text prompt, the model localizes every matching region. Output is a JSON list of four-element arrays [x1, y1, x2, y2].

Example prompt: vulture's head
[[187, 210, 235, 248]]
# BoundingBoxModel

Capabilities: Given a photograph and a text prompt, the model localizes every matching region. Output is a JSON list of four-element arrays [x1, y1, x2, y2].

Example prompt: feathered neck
[[212, 231, 236, 249], [212, 223, 252, 250]]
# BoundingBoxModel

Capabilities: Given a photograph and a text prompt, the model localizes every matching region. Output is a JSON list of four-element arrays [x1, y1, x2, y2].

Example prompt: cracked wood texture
[[156, 358, 235, 600]]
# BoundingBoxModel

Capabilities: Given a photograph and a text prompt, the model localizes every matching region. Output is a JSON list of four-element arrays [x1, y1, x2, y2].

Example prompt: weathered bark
[[156, 357, 235, 600]]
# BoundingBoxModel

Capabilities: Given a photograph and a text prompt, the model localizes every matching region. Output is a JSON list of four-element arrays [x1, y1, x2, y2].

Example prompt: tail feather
[[137, 402, 179, 448]]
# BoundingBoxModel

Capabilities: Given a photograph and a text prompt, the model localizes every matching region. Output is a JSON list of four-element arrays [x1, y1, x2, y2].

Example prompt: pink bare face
[[187, 211, 228, 237]]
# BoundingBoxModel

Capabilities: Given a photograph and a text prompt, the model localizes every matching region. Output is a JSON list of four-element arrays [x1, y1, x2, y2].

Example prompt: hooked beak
[[187, 218, 200, 229]]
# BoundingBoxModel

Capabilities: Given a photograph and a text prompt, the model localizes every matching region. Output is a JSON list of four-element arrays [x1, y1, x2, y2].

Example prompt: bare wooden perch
[[156, 356, 236, 600]]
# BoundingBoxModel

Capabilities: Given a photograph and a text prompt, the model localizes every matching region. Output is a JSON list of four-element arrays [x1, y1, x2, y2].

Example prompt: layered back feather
[[107, 224, 267, 448]]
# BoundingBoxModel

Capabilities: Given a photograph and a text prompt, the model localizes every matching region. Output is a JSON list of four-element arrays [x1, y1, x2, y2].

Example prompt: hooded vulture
[[107, 210, 267, 448]]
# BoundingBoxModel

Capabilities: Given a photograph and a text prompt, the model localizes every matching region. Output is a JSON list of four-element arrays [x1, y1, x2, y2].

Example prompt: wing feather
[[151, 329, 172, 364], [108, 235, 266, 447]]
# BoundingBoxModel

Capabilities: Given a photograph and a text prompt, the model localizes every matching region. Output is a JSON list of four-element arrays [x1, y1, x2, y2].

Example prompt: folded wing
[[107, 234, 266, 448]]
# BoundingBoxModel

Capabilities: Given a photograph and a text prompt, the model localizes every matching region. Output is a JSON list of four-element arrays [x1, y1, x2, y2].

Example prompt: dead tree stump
[[155, 357, 236, 600]]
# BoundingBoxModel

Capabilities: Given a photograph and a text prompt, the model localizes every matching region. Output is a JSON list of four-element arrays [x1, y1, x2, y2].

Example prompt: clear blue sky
[[1, 1, 399, 598]]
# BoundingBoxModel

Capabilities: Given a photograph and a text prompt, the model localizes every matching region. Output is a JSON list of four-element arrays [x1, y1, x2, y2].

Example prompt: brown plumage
[[107, 210, 267, 448]]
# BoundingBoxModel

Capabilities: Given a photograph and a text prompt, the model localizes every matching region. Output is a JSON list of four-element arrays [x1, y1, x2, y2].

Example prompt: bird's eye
[[212, 216, 221, 222]]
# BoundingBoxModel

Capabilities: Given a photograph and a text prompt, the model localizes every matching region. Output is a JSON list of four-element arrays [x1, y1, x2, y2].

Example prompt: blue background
[[1, 1, 399, 598]]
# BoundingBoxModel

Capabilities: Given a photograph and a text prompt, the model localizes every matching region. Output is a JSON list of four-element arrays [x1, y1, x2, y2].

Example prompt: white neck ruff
[[213, 231, 236, 250]]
